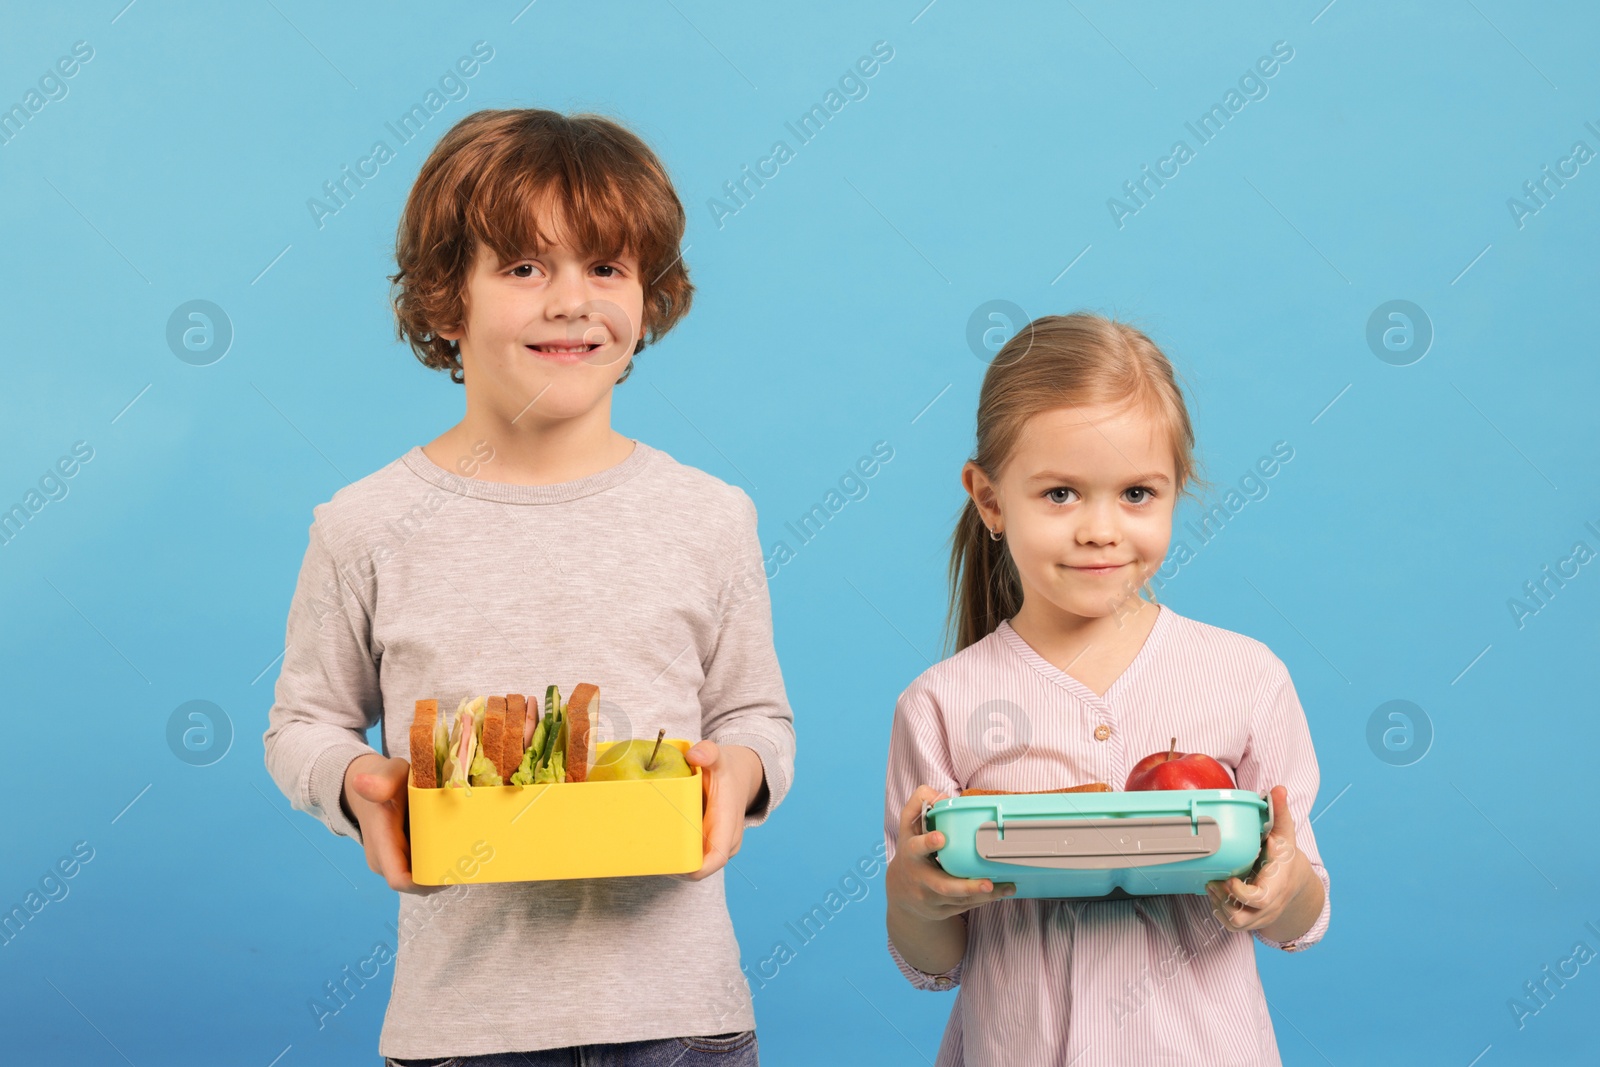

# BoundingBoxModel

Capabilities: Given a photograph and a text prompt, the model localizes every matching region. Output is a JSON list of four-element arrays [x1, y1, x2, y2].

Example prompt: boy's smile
[[524, 328, 610, 364]]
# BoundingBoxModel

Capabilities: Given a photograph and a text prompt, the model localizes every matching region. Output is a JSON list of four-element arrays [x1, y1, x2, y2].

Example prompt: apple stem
[[1167, 737, 1177, 761], [645, 728, 665, 772]]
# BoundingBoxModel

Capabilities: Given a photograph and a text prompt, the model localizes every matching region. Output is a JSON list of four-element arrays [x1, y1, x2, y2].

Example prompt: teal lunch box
[[924, 789, 1273, 901]]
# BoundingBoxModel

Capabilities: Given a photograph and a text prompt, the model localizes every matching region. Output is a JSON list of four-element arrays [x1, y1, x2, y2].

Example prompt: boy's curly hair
[[390, 109, 694, 385]]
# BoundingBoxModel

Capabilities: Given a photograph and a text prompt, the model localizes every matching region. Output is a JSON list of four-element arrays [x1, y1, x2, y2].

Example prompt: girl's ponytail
[[942, 312, 1206, 657], [946, 496, 1024, 657]]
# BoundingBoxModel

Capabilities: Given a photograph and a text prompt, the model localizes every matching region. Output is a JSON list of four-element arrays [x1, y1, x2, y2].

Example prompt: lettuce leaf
[[432, 713, 450, 786], [510, 732, 541, 786], [553, 706, 568, 767], [468, 749, 504, 787], [444, 723, 476, 789], [510, 696, 570, 784], [510, 717, 550, 785], [444, 696, 492, 789], [533, 750, 564, 784]]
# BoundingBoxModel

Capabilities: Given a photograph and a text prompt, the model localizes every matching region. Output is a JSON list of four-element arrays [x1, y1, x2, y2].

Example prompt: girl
[[883, 312, 1330, 1066]]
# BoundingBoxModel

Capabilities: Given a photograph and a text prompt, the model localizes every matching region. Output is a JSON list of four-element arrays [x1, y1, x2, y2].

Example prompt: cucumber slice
[[552, 699, 568, 782], [536, 699, 561, 772]]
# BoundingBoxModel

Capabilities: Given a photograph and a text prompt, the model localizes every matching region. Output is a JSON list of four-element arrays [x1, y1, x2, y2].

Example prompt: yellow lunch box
[[407, 739, 704, 885]]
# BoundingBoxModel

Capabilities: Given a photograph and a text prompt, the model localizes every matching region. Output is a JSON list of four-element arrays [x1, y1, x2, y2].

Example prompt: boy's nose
[[543, 274, 588, 318]]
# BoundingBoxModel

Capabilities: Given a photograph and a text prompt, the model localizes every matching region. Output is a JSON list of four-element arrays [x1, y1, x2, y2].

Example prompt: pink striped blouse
[[883, 604, 1331, 1066]]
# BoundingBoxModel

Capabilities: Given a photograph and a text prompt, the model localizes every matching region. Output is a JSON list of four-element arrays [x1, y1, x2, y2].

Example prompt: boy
[[262, 109, 793, 1065]]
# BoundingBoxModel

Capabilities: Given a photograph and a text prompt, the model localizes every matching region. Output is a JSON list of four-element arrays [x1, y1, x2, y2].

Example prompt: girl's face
[[963, 402, 1177, 625]]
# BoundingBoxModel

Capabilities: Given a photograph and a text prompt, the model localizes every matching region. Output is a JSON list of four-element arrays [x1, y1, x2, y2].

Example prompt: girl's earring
[[989, 525, 1003, 542]]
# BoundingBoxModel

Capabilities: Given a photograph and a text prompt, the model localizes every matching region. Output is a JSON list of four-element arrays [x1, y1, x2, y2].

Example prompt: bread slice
[[410, 700, 438, 788], [504, 694, 526, 776], [483, 697, 508, 780], [958, 782, 1110, 797], [565, 683, 598, 783]]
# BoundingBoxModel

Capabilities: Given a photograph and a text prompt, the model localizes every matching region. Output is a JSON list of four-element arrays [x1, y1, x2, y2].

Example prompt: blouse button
[[1094, 724, 1112, 741], [932, 977, 953, 990]]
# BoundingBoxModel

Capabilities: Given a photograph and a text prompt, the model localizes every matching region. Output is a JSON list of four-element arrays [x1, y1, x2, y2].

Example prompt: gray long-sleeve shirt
[[262, 439, 795, 1058]]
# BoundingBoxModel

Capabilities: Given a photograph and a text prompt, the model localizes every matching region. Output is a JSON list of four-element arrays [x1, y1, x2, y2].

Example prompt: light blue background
[[3, 2, 1597, 1065]]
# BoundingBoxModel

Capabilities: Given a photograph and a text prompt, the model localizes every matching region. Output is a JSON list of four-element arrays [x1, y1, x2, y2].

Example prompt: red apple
[[1125, 737, 1236, 791]]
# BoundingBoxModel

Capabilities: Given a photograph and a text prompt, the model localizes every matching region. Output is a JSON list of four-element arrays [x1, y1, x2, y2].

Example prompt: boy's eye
[[507, 263, 623, 279]]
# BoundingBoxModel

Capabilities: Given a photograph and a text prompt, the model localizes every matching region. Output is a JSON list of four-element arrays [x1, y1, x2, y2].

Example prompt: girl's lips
[[1068, 562, 1126, 575]]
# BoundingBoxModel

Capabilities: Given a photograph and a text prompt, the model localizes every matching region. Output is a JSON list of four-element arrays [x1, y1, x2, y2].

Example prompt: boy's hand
[[343, 753, 441, 895], [888, 785, 1016, 921], [1206, 784, 1308, 932], [675, 741, 765, 882]]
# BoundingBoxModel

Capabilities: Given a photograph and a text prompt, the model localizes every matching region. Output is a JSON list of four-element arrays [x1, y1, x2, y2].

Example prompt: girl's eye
[[1043, 486, 1157, 506]]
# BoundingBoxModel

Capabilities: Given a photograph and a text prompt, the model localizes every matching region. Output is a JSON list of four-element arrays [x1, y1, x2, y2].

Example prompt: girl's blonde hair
[[945, 312, 1209, 655]]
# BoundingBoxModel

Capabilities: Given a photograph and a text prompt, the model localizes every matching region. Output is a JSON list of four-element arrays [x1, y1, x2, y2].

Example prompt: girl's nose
[[1076, 501, 1119, 545]]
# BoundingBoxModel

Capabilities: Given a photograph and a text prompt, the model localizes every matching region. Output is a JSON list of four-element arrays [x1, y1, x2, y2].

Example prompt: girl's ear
[[961, 461, 1002, 528]]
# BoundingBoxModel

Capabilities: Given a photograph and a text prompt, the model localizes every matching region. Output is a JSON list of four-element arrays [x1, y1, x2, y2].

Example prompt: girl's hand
[[343, 753, 442, 895], [888, 785, 1017, 921], [1206, 784, 1307, 932], [675, 740, 765, 882]]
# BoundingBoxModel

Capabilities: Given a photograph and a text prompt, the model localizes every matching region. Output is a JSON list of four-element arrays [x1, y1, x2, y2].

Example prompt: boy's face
[[438, 218, 645, 426], [965, 402, 1177, 626]]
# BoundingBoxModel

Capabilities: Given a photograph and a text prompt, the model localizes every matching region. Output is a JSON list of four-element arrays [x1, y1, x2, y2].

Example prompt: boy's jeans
[[384, 1029, 758, 1066]]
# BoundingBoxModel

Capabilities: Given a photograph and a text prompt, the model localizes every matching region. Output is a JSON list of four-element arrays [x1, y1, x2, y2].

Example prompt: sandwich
[[442, 696, 504, 788], [511, 684, 586, 785], [408, 684, 601, 789], [511, 685, 563, 785]]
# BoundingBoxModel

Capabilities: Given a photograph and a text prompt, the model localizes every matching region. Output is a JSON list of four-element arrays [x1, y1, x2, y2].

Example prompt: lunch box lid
[[922, 789, 1272, 883], [925, 787, 1271, 827]]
